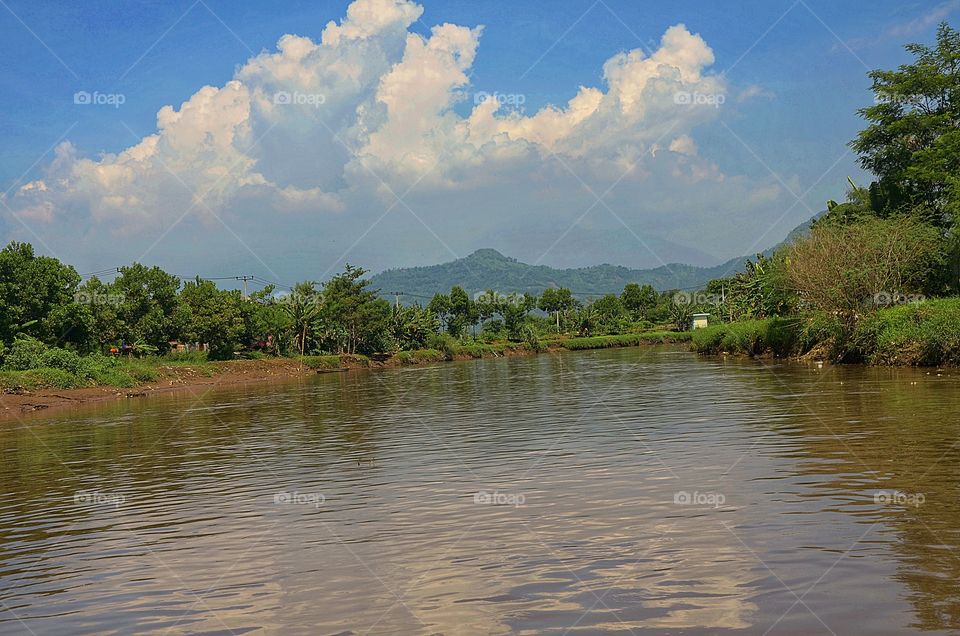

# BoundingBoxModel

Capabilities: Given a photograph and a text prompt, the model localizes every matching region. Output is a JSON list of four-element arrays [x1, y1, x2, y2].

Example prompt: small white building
[[691, 313, 710, 330]]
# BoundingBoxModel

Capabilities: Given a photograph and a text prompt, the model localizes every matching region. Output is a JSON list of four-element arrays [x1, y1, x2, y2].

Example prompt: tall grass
[[854, 298, 960, 366], [691, 318, 800, 357], [562, 331, 691, 350]]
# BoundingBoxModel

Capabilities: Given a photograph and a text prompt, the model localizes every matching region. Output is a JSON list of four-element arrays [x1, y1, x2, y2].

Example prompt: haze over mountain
[[371, 212, 821, 300]]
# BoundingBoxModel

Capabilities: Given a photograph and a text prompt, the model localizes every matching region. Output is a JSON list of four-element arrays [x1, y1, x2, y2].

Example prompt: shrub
[[2, 337, 48, 371], [854, 298, 960, 366], [691, 319, 799, 357], [29, 368, 83, 389], [39, 347, 86, 375], [425, 333, 457, 360]]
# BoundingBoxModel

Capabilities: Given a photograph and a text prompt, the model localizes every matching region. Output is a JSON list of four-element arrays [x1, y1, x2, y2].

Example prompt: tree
[[709, 252, 796, 321], [475, 289, 498, 328], [539, 287, 574, 332], [428, 293, 452, 333], [620, 283, 657, 322], [98, 263, 182, 352], [0, 242, 88, 350], [851, 23, 960, 228], [281, 281, 322, 355], [501, 293, 535, 340], [591, 294, 627, 333], [788, 216, 945, 330], [319, 265, 390, 354], [179, 278, 245, 359], [389, 304, 440, 350], [447, 285, 477, 337]]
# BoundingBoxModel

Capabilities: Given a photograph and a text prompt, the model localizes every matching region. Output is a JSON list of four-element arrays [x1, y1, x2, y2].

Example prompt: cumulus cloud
[[5, 0, 736, 229], [2, 0, 805, 275]]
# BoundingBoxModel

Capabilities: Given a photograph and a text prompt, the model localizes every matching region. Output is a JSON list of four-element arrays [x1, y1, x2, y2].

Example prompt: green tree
[[389, 304, 441, 350], [851, 23, 960, 227], [179, 278, 245, 359], [0, 242, 88, 350], [591, 294, 627, 333], [620, 283, 657, 322], [319, 265, 391, 354], [428, 293, 452, 333], [282, 281, 322, 355], [98, 263, 182, 352], [539, 287, 574, 332], [447, 285, 477, 337]]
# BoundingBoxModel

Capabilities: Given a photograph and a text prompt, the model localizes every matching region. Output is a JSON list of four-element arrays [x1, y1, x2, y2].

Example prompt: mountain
[[370, 214, 822, 301]]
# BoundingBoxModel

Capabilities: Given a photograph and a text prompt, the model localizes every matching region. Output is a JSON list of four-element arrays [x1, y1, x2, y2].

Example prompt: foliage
[[0, 242, 87, 350], [690, 319, 801, 357], [853, 297, 960, 365], [787, 215, 945, 329], [562, 331, 692, 350], [851, 23, 960, 228]]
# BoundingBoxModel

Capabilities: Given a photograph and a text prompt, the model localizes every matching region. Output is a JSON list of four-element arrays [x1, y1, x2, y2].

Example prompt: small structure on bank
[[167, 341, 209, 353], [691, 313, 710, 330]]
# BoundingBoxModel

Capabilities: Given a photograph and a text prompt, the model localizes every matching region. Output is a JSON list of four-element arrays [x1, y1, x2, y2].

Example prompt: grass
[[691, 318, 801, 357], [854, 297, 960, 366], [561, 331, 692, 350]]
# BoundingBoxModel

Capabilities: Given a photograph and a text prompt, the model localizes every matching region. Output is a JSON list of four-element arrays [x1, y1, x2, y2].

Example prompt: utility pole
[[392, 291, 402, 308], [236, 275, 254, 300]]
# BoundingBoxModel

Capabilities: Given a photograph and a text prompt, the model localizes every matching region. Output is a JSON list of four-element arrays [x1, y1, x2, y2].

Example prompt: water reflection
[[0, 347, 959, 634]]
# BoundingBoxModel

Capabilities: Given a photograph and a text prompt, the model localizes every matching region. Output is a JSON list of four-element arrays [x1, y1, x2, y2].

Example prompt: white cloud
[[3, 0, 801, 271], [889, 0, 959, 38], [736, 84, 775, 103]]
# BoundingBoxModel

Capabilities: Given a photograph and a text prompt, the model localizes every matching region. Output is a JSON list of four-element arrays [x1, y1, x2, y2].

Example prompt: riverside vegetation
[[1, 25, 960, 394]]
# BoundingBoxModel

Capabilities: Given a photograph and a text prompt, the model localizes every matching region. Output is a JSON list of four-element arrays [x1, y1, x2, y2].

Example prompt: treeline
[[0, 243, 697, 367]]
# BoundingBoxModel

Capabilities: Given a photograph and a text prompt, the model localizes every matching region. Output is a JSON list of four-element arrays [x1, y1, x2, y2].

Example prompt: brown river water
[[1, 345, 960, 635]]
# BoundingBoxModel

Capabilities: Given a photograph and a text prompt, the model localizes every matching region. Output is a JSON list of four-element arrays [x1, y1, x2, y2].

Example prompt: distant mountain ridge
[[370, 214, 822, 301]]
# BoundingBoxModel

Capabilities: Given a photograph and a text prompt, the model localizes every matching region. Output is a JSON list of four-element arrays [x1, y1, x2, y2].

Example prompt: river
[[1, 346, 959, 634]]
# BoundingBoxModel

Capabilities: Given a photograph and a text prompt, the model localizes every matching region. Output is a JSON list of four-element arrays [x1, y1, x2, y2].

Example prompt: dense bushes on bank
[[690, 299, 960, 366]]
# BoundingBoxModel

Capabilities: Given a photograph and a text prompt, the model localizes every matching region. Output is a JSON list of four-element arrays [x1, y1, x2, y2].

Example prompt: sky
[[0, 0, 956, 287]]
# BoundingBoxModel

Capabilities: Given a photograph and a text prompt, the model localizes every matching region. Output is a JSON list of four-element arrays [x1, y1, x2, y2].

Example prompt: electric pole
[[236, 276, 254, 300]]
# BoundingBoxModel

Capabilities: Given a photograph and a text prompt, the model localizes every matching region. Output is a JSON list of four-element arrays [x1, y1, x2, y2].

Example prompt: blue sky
[[0, 0, 955, 284]]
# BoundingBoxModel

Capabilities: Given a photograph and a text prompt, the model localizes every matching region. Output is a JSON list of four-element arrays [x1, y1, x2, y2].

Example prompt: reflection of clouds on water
[[3, 352, 960, 633]]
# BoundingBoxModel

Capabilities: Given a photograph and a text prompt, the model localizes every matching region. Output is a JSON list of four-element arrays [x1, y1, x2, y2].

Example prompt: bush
[[563, 331, 691, 351], [691, 319, 800, 357], [2, 337, 48, 371], [300, 355, 345, 370], [691, 325, 726, 353], [39, 347, 86, 375], [425, 333, 458, 360], [854, 298, 960, 366], [161, 351, 209, 364], [29, 368, 83, 389]]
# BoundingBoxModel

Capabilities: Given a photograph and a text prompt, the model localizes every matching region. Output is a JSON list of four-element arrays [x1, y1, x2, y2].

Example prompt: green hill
[[370, 213, 821, 301]]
